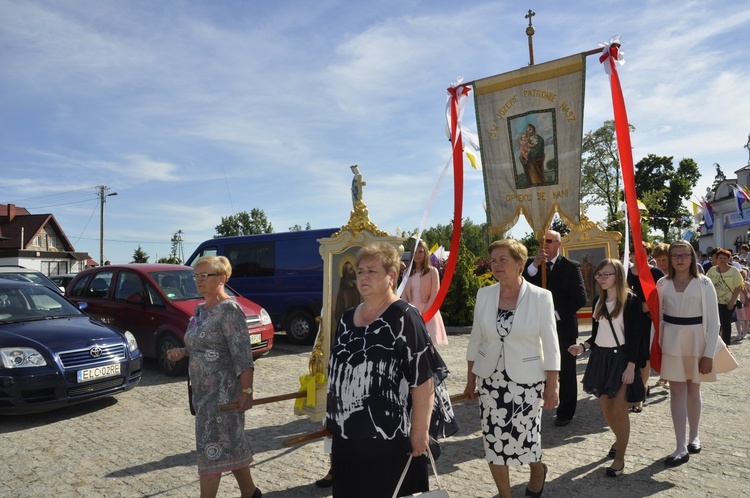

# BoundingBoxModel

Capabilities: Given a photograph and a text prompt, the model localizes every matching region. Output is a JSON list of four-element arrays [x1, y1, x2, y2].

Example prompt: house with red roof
[[0, 203, 90, 275]]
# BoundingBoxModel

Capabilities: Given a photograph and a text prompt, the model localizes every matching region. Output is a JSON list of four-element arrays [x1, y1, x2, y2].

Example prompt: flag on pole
[[700, 197, 714, 229], [473, 54, 585, 236], [732, 184, 750, 218]]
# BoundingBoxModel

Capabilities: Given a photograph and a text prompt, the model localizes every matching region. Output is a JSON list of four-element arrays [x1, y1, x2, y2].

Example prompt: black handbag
[[187, 374, 196, 416], [603, 304, 646, 404]]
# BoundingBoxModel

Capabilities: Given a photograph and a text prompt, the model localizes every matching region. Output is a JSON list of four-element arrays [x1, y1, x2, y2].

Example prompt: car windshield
[[0, 284, 84, 324], [148, 269, 240, 301], [0, 271, 63, 294], [149, 270, 203, 301]]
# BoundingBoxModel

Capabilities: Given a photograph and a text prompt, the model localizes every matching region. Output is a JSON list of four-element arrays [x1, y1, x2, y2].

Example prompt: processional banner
[[474, 54, 586, 236]]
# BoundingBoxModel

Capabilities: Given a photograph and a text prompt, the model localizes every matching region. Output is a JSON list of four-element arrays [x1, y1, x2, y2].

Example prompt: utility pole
[[98, 185, 118, 265]]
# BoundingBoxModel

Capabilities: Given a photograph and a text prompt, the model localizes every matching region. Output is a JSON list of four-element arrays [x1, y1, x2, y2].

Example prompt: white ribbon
[[598, 34, 625, 75]]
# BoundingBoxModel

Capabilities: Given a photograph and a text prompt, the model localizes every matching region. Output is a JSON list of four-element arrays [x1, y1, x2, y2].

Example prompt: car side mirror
[[125, 293, 143, 305], [77, 302, 88, 311]]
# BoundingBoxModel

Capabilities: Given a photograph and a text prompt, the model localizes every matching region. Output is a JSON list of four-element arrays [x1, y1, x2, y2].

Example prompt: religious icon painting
[[507, 109, 558, 189]]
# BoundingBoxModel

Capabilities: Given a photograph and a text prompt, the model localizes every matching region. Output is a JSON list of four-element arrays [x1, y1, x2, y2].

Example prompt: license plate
[[250, 333, 262, 345], [77, 363, 121, 383]]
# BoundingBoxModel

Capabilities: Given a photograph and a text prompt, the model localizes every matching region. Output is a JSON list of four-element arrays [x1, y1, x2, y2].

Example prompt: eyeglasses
[[594, 272, 616, 279], [192, 272, 218, 281], [670, 253, 692, 260], [544, 239, 559, 244]]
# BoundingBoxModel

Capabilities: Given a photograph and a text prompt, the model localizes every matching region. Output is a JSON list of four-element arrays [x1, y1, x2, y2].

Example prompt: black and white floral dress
[[478, 308, 544, 466], [326, 300, 457, 497]]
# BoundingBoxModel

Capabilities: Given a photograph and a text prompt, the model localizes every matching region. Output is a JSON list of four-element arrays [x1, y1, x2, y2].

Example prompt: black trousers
[[557, 334, 578, 420], [331, 436, 428, 498], [718, 303, 734, 347]]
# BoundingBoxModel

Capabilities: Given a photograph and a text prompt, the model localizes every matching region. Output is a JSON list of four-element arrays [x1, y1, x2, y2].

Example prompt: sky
[[2, 0, 750, 265]]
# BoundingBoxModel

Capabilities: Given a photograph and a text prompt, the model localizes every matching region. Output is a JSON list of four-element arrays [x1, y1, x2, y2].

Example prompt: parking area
[[1, 329, 748, 497]]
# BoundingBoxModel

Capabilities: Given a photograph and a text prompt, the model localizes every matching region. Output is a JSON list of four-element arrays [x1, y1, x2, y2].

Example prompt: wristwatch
[[241, 387, 253, 395]]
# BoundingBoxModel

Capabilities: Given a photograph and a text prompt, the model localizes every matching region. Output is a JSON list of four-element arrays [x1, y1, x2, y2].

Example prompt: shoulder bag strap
[[601, 302, 623, 350]]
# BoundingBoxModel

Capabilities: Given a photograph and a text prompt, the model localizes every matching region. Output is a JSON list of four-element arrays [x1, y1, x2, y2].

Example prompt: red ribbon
[[604, 49, 662, 372], [421, 86, 466, 323]]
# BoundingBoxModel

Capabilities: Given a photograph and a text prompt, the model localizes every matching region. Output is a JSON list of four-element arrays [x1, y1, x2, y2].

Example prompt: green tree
[[158, 231, 183, 264], [289, 222, 312, 232], [439, 237, 482, 326], [580, 120, 635, 223], [132, 245, 149, 263], [635, 155, 700, 242], [215, 209, 273, 237], [417, 218, 489, 258]]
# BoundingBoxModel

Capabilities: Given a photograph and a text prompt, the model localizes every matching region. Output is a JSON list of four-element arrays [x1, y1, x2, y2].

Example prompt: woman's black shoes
[[687, 443, 702, 454], [664, 454, 690, 467], [251, 487, 262, 498], [524, 462, 547, 498], [605, 463, 624, 477], [315, 469, 334, 488]]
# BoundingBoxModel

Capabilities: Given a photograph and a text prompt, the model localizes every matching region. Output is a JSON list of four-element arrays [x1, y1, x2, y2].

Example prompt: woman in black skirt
[[569, 258, 641, 477]]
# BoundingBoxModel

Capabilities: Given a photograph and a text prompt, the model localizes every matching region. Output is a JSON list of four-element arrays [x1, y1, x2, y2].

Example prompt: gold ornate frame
[[560, 214, 622, 323]]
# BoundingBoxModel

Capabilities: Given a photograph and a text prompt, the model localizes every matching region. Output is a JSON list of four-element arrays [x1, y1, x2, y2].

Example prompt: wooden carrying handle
[[219, 391, 306, 411]]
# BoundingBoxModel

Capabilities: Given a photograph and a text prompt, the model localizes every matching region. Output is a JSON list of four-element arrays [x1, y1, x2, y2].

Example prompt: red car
[[65, 264, 274, 376]]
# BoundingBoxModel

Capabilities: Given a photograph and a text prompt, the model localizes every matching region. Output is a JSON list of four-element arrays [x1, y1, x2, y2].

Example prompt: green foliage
[[132, 245, 149, 263], [550, 216, 570, 236], [412, 218, 490, 259], [289, 222, 312, 231], [215, 209, 273, 237], [519, 232, 540, 257], [580, 120, 634, 222], [438, 236, 482, 326], [635, 155, 700, 242]]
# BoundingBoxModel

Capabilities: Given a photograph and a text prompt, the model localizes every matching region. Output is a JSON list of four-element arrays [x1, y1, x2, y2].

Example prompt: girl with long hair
[[569, 258, 641, 477], [403, 239, 448, 345]]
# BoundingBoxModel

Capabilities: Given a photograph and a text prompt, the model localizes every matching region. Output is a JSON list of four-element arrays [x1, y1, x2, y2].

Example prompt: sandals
[[629, 405, 643, 413]]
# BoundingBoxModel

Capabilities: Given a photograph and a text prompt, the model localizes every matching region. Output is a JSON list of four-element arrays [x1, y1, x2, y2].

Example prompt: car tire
[[158, 334, 188, 376], [284, 310, 316, 345]]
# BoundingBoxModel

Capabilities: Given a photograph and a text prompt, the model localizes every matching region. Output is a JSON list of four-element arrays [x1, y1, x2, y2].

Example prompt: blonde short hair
[[355, 242, 401, 275], [195, 255, 232, 279], [487, 238, 528, 263]]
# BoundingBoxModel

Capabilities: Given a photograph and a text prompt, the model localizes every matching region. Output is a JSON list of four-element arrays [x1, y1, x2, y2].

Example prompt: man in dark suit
[[523, 229, 587, 427]]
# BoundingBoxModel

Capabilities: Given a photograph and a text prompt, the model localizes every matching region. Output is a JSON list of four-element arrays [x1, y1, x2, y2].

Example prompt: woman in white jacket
[[464, 239, 560, 498]]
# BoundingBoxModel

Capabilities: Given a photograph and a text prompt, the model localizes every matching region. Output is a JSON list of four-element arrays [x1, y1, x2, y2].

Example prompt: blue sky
[[2, 0, 749, 264]]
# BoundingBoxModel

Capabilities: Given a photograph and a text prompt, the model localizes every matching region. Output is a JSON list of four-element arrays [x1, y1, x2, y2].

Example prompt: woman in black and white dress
[[326, 242, 456, 497], [464, 239, 560, 498]]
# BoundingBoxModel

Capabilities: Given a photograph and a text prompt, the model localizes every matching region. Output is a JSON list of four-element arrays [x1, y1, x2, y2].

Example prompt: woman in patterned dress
[[464, 239, 560, 498], [326, 242, 455, 497], [403, 239, 448, 345], [167, 256, 261, 498], [569, 259, 641, 477]]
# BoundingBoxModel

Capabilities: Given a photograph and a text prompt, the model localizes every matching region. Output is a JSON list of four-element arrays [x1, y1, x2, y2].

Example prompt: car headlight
[[260, 309, 272, 326], [0, 347, 47, 368], [124, 331, 139, 353]]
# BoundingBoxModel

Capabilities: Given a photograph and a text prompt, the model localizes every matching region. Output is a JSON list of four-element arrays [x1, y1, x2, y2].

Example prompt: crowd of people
[[171, 236, 741, 497]]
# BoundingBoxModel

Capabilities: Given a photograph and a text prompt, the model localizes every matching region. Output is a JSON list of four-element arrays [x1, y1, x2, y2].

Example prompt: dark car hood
[[0, 317, 125, 350]]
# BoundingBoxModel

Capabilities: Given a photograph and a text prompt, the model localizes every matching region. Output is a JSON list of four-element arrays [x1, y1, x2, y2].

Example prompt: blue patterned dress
[[185, 299, 255, 475]]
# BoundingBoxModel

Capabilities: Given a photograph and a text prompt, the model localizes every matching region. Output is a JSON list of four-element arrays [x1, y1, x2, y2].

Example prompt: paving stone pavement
[[1, 325, 748, 498]]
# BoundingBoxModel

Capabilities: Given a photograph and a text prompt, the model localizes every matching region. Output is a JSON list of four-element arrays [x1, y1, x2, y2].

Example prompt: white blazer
[[466, 280, 560, 384]]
